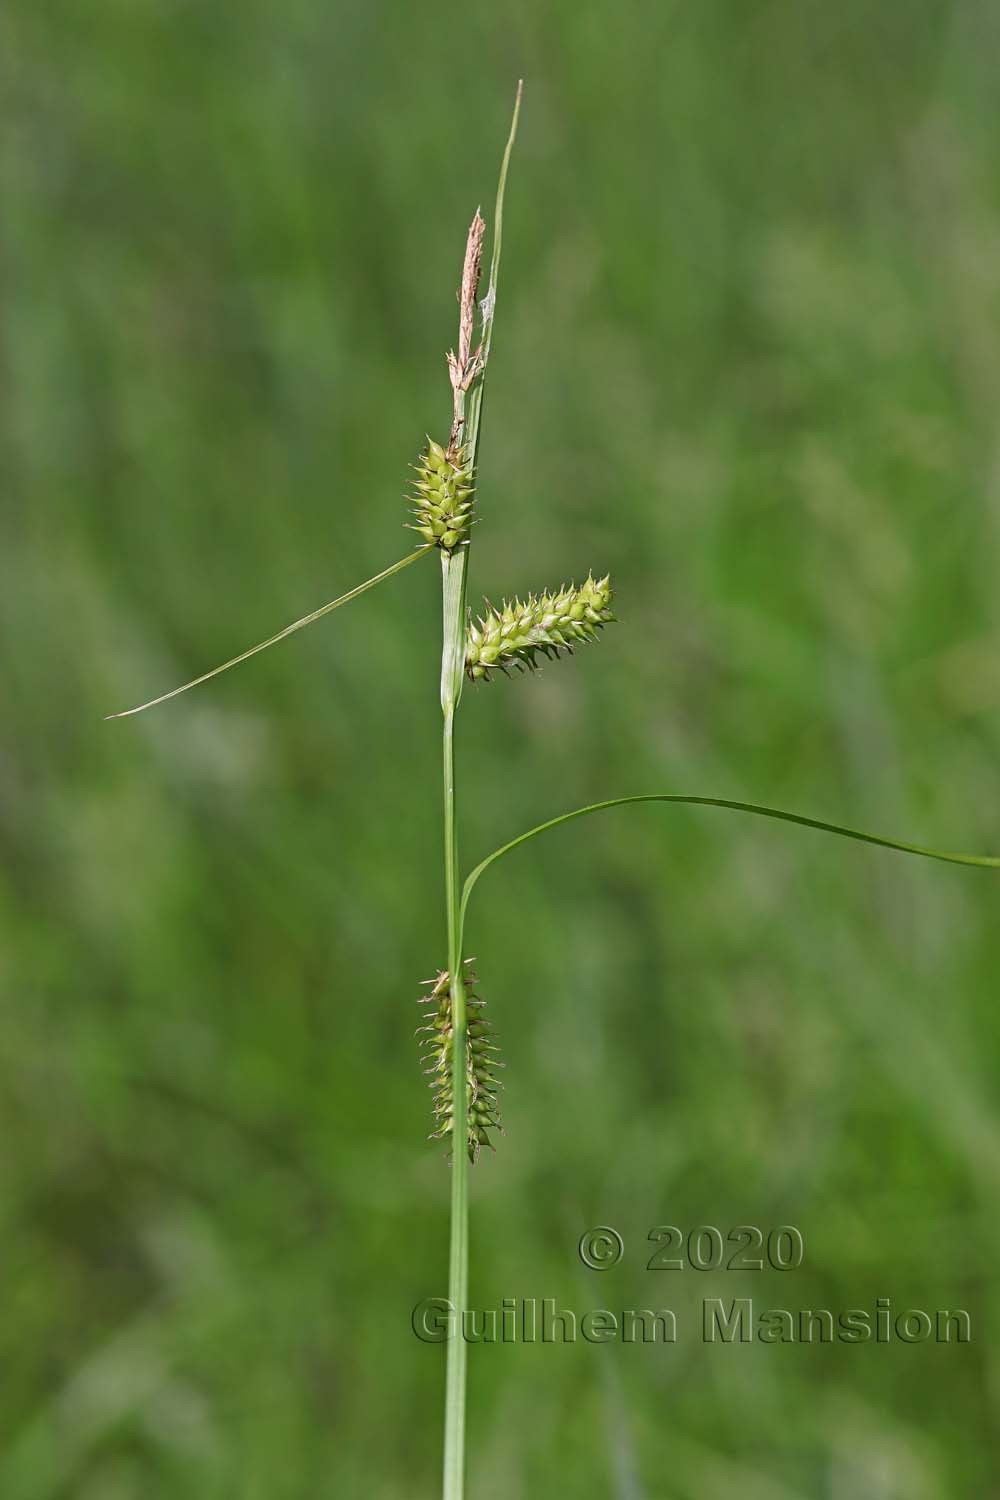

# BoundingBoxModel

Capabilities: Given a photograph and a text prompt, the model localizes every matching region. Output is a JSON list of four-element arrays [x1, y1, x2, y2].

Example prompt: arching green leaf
[[460, 793, 1000, 934]]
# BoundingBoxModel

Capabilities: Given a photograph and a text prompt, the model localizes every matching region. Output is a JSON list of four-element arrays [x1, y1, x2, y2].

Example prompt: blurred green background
[[4, 1, 1000, 1495]]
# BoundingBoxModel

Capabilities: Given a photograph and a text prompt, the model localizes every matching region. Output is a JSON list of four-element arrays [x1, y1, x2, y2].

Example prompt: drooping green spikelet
[[465, 573, 615, 680], [408, 439, 476, 552], [417, 959, 503, 1162]]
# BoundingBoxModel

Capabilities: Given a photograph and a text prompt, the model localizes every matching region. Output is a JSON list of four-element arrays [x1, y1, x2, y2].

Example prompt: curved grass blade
[[480, 78, 521, 365], [106, 545, 434, 719], [461, 793, 1000, 929]]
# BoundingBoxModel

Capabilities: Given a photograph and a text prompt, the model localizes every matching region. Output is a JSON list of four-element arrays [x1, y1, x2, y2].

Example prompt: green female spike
[[417, 960, 504, 1162], [465, 572, 615, 680], [409, 439, 476, 552]]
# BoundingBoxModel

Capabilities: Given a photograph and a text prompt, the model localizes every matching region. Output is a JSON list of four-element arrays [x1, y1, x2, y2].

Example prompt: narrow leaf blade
[[106, 546, 433, 719], [461, 793, 1000, 926]]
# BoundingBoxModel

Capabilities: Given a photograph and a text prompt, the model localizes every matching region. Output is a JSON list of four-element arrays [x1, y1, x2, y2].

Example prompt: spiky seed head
[[408, 439, 476, 552], [465, 573, 615, 680], [417, 959, 503, 1163]]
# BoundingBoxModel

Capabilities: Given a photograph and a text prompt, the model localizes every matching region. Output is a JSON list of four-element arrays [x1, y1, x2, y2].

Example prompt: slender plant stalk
[[438, 83, 521, 1500], [440, 569, 468, 1500]]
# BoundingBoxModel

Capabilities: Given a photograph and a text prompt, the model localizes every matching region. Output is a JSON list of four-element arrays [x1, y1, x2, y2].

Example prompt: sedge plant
[[108, 84, 1000, 1500]]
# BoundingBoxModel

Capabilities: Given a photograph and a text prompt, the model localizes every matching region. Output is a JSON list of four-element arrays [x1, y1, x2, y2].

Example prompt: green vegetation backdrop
[[4, 2, 999, 1495]]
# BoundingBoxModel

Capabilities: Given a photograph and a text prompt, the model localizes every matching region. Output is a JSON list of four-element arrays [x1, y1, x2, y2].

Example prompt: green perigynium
[[465, 573, 615, 680], [418, 960, 503, 1162], [409, 439, 476, 551]]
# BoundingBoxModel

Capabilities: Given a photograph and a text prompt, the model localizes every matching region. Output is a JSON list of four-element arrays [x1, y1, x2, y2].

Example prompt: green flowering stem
[[439, 82, 521, 1500], [459, 793, 1000, 945], [440, 682, 468, 1500]]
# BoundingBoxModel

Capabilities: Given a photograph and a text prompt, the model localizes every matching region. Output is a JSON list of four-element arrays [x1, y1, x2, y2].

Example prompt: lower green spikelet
[[417, 959, 503, 1162], [465, 573, 615, 680], [409, 439, 476, 552]]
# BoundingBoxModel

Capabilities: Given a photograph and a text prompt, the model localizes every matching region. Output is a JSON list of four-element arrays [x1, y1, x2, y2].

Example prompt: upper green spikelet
[[408, 438, 476, 552], [465, 573, 615, 680]]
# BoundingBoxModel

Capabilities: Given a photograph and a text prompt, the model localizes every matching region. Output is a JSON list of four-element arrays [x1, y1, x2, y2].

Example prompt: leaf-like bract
[[461, 793, 1000, 939], [106, 546, 433, 719]]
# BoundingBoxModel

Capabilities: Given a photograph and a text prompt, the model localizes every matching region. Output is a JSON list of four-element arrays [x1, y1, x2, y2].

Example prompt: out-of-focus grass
[[3, 2, 999, 1495]]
